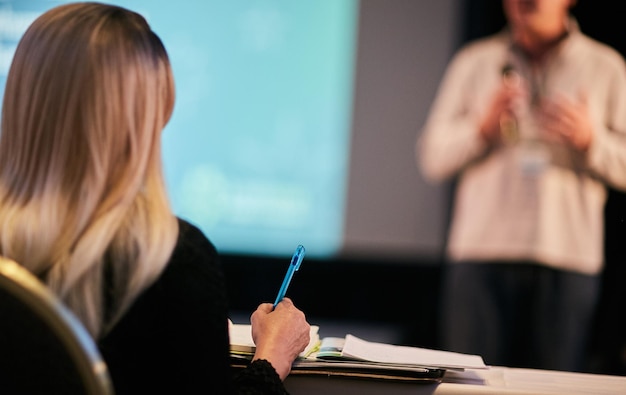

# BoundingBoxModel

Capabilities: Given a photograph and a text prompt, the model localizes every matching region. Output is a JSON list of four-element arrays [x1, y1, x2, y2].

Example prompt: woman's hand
[[250, 298, 310, 380]]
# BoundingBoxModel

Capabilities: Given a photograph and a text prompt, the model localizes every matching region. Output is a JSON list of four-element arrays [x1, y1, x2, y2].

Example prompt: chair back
[[0, 257, 114, 395]]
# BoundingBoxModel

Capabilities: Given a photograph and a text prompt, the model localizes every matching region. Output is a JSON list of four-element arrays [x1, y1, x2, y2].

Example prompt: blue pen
[[273, 245, 306, 309]]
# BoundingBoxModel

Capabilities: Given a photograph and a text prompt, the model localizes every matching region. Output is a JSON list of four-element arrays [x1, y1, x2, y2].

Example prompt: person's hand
[[250, 298, 310, 380], [537, 92, 594, 152], [478, 71, 527, 144]]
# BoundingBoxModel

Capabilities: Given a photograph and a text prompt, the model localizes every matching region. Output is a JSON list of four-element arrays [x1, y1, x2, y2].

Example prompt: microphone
[[501, 63, 520, 88], [499, 63, 519, 143]]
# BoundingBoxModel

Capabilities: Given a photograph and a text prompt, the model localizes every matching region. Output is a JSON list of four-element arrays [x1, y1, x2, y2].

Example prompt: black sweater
[[99, 219, 287, 394]]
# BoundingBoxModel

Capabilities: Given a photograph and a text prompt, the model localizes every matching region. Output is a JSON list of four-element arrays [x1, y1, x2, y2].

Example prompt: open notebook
[[229, 323, 486, 383]]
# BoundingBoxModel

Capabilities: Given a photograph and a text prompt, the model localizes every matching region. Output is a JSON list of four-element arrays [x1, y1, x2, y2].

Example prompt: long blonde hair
[[0, 2, 178, 338]]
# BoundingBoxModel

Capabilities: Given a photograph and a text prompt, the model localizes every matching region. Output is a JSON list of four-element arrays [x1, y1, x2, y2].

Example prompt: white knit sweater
[[418, 22, 626, 275]]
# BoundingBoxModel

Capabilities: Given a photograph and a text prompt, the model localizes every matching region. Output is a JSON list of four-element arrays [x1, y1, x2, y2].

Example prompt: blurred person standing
[[417, 0, 626, 372]]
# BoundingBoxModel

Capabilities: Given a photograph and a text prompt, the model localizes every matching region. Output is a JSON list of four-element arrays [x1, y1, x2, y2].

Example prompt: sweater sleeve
[[417, 42, 495, 182], [584, 49, 626, 190], [233, 360, 288, 395]]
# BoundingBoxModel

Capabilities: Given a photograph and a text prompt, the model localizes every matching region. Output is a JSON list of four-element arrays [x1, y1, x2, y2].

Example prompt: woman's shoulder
[[155, 218, 226, 302], [176, 218, 217, 254]]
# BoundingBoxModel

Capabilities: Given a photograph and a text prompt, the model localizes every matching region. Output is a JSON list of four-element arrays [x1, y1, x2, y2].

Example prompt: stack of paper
[[229, 323, 487, 383], [328, 334, 487, 370]]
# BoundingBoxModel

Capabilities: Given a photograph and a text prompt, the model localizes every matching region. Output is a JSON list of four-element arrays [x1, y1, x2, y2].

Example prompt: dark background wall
[[223, 0, 626, 375]]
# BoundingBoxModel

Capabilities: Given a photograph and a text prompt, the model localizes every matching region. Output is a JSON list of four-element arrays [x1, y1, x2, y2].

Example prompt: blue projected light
[[0, 0, 358, 258]]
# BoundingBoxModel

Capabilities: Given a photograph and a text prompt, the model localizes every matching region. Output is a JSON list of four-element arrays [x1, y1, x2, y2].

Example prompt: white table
[[284, 366, 626, 395]]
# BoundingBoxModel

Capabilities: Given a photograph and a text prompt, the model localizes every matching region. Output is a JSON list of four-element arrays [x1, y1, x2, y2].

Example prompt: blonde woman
[[0, 2, 310, 394]]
